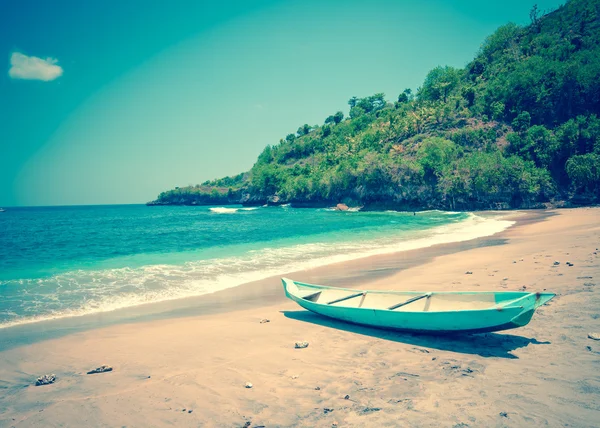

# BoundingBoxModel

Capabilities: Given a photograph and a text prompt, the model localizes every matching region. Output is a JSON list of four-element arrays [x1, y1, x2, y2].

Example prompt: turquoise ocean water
[[0, 205, 513, 329]]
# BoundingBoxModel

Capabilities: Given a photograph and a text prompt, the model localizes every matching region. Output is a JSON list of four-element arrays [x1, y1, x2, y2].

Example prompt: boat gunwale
[[285, 278, 553, 297], [283, 278, 555, 315]]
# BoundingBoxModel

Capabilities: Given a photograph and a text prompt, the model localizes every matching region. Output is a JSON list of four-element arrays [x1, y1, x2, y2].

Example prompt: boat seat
[[388, 293, 431, 310], [327, 292, 365, 305]]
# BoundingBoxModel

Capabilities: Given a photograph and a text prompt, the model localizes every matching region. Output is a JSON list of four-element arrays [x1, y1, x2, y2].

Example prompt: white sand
[[1, 208, 599, 427]]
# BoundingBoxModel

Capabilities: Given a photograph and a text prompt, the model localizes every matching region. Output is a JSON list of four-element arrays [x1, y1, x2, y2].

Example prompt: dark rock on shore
[[35, 374, 56, 386], [87, 365, 113, 374]]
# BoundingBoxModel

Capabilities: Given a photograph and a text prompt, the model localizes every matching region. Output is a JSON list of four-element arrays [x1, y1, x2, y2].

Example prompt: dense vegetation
[[151, 0, 600, 210]]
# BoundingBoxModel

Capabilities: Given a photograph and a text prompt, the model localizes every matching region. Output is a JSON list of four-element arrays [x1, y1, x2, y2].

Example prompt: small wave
[[416, 210, 462, 215], [240, 207, 259, 211], [209, 207, 238, 214]]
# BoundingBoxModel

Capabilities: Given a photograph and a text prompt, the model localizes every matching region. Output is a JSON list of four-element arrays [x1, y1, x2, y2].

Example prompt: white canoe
[[282, 278, 554, 334]]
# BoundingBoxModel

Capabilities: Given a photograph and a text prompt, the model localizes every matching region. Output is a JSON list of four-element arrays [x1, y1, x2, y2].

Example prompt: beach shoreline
[[0, 209, 535, 351], [1, 207, 599, 427]]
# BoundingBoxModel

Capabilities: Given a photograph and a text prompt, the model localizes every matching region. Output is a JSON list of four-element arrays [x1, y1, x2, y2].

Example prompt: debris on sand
[[35, 374, 56, 386], [465, 271, 473, 275], [500, 412, 508, 418], [553, 261, 560, 266], [323, 408, 334, 414], [588, 333, 600, 341], [259, 319, 270, 324], [566, 261, 574, 266], [344, 394, 350, 400], [87, 365, 113, 375], [245, 382, 253, 388], [360, 406, 381, 414], [295, 341, 309, 349]]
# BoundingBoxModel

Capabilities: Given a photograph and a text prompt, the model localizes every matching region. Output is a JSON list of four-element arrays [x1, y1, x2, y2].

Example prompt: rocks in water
[[334, 203, 349, 211], [465, 271, 473, 275], [87, 365, 113, 375], [588, 333, 600, 341], [295, 341, 309, 349], [35, 374, 56, 386], [259, 318, 270, 324], [267, 195, 280, 205], [553, 261, 560, 266], [245, 382, 253, 388]]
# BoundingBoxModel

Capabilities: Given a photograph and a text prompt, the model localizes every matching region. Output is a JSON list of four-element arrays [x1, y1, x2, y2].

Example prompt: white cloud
[[8, 52, 63, 81]]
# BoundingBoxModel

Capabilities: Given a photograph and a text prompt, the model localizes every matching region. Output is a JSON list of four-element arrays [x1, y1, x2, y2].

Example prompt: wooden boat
[[282, 278, 554, 334]]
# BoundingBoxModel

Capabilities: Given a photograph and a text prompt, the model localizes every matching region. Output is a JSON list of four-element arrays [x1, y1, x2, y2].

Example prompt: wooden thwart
[[388, 293, 431, 310], [327, 292, 365, 305]]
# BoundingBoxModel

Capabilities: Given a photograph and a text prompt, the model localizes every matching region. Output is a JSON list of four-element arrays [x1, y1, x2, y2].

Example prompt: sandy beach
[[1, 207, 599, 427]]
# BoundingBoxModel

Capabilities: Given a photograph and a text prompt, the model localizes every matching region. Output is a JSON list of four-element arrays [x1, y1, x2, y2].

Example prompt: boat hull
[[282, 278, 553, 334]]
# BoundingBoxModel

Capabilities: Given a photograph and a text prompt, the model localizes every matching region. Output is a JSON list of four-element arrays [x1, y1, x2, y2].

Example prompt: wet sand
[[1, 208, 599, 427]]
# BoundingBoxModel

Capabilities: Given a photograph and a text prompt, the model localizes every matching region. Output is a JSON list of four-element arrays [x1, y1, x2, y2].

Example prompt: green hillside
[[151, 0, 600, 210]]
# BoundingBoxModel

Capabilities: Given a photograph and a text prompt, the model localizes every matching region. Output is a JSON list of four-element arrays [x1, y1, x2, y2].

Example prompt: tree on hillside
[[419, 66, 461, 103], [333, 111, 344, 124], [297, 124, 311, 136], [397, 88, 412, 103], [566, 153, 600, 192]]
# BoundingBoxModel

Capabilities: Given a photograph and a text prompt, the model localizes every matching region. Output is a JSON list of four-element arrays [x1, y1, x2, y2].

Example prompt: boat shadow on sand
[[282, 310, 550, 359]]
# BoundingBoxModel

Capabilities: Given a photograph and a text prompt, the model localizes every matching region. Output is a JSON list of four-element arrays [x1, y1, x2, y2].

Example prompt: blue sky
[[1, 0, 564, 206]]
